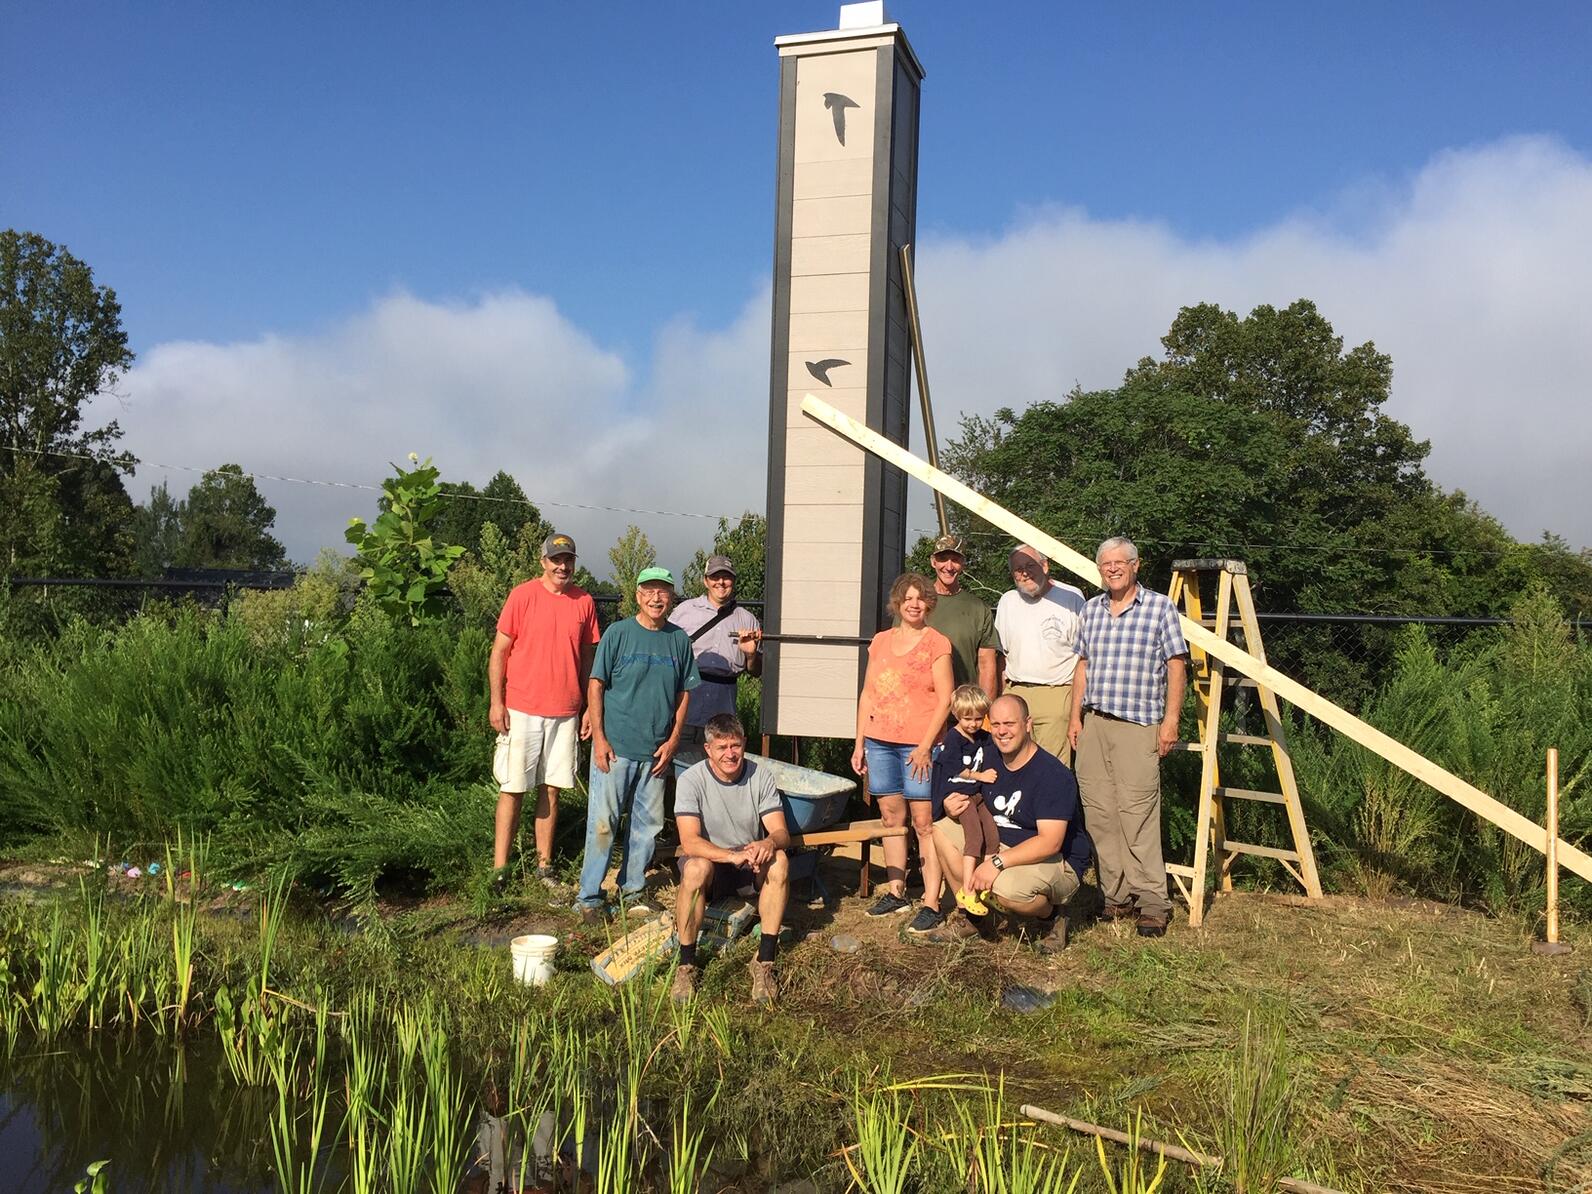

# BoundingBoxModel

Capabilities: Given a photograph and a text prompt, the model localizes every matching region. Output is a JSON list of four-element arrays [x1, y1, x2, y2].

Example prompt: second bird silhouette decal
[[822, 92, 860, 145], [806, 359, 850, 387]]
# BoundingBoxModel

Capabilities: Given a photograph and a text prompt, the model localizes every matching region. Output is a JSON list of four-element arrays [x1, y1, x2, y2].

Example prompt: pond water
[[2, 1034, 275, 1192], [0, 1033, 563, 1193], [0, 1031, 761, 1193]]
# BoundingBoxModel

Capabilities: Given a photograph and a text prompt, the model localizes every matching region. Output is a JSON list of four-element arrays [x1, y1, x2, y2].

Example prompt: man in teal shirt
[[577, 567, 701, 920]]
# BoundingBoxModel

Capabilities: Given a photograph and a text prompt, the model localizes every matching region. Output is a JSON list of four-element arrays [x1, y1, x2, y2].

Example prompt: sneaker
[[1101, 899, 1137, 922], [670, 963, 698, 1004], [866, 892, 912, 917], [748, 959, 778, 1005], [536, 864, 557, 884], [1033, 912, 1069, 955], [1135, 911, 1170, 938], [905, 906, 946, 935], [955, 889, 990, 917]]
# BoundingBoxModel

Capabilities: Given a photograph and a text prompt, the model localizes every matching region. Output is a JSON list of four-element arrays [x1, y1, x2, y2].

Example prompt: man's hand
[[741, 838, 774, 868], [490, 701, 509, 734], [851, 743, 867, 776], [968, 858, 999, 893], [592, 737, 616, 774], [579, 709, 593, 741], [1157, 716, 1178, 758], [907, 744, 933, 782], [735, 629, 762, 658], [650, 737, 678, 778], [1067, 716, 1083, 751], [941, 791, 971, 819]]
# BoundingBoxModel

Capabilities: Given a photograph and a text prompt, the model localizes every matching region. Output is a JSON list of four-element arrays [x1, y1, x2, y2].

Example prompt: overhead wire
[[0, 443, 729, 521]]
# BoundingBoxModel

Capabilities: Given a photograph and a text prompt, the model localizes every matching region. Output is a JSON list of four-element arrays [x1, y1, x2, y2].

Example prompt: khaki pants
[[934, 817, 1080, 909], [1005, 682, 1073, 765], [1073, 713, 1169, 917]]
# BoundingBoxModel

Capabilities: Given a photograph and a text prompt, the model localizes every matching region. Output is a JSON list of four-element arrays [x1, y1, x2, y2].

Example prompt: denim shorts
[[863, 738, 934, 800]]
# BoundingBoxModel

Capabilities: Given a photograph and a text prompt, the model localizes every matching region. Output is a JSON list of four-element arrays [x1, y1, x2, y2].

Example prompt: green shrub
[[1290, 587, 1591, 916], [0, 602, 496, 900]]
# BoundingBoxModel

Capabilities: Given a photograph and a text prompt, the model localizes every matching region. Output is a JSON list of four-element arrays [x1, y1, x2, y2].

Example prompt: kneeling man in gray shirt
[[671, 713, 791, 1006]]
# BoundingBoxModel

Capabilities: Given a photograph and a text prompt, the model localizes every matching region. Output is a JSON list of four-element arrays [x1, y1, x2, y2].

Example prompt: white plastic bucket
[[510, 934, 559, 986]]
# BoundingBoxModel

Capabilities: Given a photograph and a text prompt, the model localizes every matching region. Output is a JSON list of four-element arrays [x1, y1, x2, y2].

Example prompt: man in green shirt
[[576, 567, 701, 921], [924, 534, 999, 700]]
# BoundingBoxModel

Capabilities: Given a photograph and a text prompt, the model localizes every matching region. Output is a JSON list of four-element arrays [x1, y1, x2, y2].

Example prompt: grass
[[4, 864, 1587, 1192]]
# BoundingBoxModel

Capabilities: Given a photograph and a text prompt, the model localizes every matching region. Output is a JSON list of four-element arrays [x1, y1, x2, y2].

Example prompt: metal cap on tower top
[[838, 2, 888, 29]]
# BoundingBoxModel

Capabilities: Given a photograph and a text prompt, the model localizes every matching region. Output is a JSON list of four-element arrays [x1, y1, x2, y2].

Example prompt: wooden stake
[[800, 392, 1592, 886], [1018, 1104, 1220, 1168], [1018, 1103, 1345, 1194], [899, 244, 949, 537], [1547, 747, 1560, 944]]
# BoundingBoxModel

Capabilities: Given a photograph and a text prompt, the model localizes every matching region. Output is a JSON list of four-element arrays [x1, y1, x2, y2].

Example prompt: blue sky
[[5, 2, 1591, 568]]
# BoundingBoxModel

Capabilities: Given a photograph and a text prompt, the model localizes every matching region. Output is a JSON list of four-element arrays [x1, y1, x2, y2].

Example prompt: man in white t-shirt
[[994, 545, 1086, 763]]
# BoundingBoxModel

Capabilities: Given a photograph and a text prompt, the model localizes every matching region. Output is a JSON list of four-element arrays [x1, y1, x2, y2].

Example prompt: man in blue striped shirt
[[1066, 537, 1189, 937]]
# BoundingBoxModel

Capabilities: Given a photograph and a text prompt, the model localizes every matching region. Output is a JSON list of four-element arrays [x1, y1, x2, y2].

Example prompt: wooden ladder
[[1165, 559, 1322, 927]]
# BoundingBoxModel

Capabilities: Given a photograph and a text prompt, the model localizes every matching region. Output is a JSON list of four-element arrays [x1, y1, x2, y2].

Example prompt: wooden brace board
[[800, 392, 1592, 886]]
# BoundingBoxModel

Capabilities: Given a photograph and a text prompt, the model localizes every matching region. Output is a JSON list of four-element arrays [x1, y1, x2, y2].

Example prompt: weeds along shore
[[4, 854, 1589, 1191], [0, 866, 1216, 1192]]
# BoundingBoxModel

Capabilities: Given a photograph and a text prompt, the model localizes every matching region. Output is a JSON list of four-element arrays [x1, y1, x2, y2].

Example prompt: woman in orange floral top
[[851, 572, 955, 931]]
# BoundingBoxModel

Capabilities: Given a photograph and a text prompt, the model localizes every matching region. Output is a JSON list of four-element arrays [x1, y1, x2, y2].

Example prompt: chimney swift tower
[[762, 2, 924, 739]]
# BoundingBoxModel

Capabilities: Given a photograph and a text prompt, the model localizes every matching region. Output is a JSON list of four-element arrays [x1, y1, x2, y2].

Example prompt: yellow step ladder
[[1165, 559, 1322, 926]]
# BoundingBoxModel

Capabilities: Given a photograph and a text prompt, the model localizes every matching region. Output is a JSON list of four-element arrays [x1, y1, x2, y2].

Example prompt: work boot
[[1135, 911, 1170, 938], [748, 960, 778, 1005], [578, 904, 609, 927], [670, 963, 699, 1004], [1033, 912, 1069, 955], [1101, 899, 1137, 922], [919, 912, 991, 945]]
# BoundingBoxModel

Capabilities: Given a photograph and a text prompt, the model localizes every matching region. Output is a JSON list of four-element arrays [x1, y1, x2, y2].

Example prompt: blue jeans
[[577, 755, 666, 909], [864, 738, 934, 800]]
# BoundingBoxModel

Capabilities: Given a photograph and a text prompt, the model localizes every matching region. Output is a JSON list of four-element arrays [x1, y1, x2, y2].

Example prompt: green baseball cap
[[636, 566, 676, 587]]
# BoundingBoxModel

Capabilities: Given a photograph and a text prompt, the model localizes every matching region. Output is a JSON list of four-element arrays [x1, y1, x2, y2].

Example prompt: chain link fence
[[7, 574, 1588, 716]]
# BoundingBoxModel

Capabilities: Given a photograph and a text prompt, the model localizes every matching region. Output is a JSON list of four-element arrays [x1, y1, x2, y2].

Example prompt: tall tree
[[433, 470, 542, 559], [132, 480, 185, 576], [942, 299, 1592, 612], [0, 230, 136, 575], [175, 464, 287, 570], [607, 524, 657, 619]]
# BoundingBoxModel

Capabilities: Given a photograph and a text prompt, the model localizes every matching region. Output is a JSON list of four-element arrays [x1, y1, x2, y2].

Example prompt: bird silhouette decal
[[806, 358, 850, 387], [822, 92, 860, 145]]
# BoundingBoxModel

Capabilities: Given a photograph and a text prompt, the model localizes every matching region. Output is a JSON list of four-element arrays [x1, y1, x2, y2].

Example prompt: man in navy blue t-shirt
[[924, 693, 1093, 951]]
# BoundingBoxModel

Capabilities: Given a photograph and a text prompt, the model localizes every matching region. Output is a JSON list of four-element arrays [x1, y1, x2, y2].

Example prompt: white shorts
[[493, 710, 579, 793]]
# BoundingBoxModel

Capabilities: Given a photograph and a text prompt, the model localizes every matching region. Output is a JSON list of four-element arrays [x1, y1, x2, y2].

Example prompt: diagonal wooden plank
[[799, 392, 1592, 886]]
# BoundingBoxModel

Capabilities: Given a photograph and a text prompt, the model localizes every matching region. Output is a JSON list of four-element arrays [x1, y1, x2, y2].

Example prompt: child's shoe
[[956, 888, 989, 917]]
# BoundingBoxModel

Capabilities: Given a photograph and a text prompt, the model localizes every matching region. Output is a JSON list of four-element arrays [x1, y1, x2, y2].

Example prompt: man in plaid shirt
[[1066, 537, 1189, 937]]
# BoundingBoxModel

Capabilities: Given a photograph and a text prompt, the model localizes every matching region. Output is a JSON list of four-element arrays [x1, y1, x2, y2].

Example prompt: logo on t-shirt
[[1040, 614, 1076, 647], [949, 744, 986, 787], [992, 787, 1023, 827]]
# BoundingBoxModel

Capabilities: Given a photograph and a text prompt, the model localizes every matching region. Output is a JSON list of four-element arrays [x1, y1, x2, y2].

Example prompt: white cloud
[[110, 135, 1592, 584], [916, 135, 1592, 549]]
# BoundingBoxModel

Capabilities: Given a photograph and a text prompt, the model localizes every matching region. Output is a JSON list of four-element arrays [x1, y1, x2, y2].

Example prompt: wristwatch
[[990, 854, 1006, 872]]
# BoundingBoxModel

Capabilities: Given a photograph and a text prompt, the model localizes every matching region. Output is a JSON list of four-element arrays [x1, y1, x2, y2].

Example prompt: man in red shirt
[[488, 532, 600, 886]]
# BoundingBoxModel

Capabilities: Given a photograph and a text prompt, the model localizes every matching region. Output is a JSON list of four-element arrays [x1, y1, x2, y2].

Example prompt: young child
[[931, 684, 1001, 916]]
